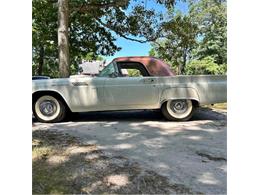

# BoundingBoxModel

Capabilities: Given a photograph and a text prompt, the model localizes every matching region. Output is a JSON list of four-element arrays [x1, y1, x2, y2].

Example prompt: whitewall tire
[[33, 95, 66, 123], [161, 99, 194, 121]]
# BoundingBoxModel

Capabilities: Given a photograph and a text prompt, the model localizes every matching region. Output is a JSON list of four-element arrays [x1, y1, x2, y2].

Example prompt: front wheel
[[161, 99, 194, 121], [33, 95, 67, 123]]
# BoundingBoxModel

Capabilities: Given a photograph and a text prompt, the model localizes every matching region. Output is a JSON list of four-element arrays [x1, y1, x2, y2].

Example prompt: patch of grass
[[32, 130, 96, 194], [32, 146, 53, 161], [33, 159, 72, 194], [32, 130, 200, 194]]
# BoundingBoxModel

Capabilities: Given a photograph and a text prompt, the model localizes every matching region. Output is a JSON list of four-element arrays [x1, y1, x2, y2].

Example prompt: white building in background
[[78, 60, 106, 76], [78, 59, 128, 76]]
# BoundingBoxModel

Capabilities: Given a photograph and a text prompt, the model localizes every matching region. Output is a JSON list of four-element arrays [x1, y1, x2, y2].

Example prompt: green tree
[[189, 0, 227, 64], [150, 13, 198, 74], [149, 0, 227, 75], [186, 56, 226, 75], [32, 0, 58, 76], [32, 0, 123, 77], [33, 0, 181, 77]]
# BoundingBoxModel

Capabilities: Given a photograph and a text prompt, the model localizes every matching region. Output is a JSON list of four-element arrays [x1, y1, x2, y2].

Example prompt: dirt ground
[[32, 107, 227, 194]]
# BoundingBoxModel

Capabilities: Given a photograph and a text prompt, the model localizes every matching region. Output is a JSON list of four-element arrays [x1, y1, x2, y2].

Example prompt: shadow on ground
[[33, 107, 226, 123], [33, 130, 197, 194], [69, 107, 226, 122], [32, 108, 227, 194]]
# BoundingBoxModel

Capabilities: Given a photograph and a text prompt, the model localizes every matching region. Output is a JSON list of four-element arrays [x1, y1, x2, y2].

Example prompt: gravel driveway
[[32, 108, 227, 194]]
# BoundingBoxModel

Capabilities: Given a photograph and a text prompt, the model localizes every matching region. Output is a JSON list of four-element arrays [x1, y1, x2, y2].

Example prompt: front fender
[[32, 89, 72, 110], [160, 87, 200, 105]]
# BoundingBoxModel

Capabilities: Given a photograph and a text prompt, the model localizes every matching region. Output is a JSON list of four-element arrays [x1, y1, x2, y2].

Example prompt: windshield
[[98, 61, 118, 77]]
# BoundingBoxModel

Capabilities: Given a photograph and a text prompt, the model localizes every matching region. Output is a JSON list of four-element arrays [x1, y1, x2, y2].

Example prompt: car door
[[103, 76, 159, 107], [69, 76, 106, 111]]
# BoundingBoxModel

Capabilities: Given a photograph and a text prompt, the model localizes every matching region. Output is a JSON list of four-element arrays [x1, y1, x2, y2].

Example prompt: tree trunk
[[180, 49, 187, 75], [58, 0, 70, 78], [178, 64, 182, 75], [37, 45, 44, 75]]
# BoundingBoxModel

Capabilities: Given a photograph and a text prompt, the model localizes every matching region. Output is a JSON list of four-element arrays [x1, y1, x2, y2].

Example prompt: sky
[[104, 0, 189, 63]]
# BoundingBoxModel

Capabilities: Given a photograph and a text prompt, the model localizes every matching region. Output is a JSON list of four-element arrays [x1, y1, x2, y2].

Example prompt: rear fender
[[160, 87, 200, 106]]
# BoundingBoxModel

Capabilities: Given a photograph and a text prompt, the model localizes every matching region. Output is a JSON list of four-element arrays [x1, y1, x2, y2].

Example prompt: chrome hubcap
[[39, 100, 57, 116], [170, 100, 188, 114]]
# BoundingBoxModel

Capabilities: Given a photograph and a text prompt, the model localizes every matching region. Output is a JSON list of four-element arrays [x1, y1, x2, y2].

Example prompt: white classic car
[[32, 56, 227, 123]]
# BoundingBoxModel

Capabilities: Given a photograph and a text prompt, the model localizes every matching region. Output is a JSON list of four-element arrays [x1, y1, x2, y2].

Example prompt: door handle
[[143, 78, 155, 83], [72, 81, 89, 86]]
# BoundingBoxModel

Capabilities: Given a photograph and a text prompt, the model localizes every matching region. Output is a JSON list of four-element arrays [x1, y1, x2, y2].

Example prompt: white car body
[[32, 56, 227, 122], [32, 75, 226, 112]]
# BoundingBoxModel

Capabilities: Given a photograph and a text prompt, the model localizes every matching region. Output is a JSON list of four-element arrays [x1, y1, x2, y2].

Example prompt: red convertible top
[[113, 56, 176, 76]]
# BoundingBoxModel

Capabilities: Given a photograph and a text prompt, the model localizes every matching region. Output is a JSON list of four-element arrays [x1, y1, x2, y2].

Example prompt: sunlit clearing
[[66, 145, 97, 154], [197, 172, 220, 185], [105, 174, 129, 187], [47, 155, 69, 165], [114, 143, 133, 149], [85, 153, 100, 160]]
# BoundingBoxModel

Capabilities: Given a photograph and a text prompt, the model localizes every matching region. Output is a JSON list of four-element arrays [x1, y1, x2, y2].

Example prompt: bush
[[127, 69, 142, 77], [185, 57, 227, 75]]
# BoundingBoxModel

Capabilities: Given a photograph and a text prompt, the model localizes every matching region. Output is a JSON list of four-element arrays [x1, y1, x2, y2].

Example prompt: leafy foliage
[[32, 0, 59, 77], [149, 0, 227, 75], [185, 57, 226, 75], [33, 0, 180, 77], [127, 69, 142, 77], [33, 0, 122, 77], [189, 0, 227, 65], [150, 13, 198, 74], [33, 0, 226, 77]]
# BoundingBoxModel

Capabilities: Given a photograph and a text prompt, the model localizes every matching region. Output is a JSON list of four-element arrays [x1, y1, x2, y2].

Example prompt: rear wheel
[[33, 95, 67, 123], [161, 99, 194, 121]]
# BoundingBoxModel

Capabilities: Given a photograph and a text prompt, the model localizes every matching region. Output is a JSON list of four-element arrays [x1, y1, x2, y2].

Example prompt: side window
[[117, 62, 149, 77], [120, 69, 142, 77], [98, 62, 118, 77]]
